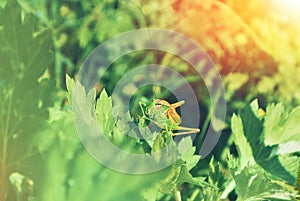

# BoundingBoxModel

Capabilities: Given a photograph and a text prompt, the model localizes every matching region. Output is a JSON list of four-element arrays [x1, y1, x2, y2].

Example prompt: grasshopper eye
[[155, 101, 162, 110]]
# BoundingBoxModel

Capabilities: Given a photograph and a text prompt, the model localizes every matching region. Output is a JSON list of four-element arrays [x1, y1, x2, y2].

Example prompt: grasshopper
[[139, 98, 200, 136]]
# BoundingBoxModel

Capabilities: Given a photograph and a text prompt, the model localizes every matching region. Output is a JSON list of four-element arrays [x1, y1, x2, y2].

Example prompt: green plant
[[230, 100, 300, 200], [67, 76, 212, 201], [1, 0, 300, 200], [0, 0, 55, 200]]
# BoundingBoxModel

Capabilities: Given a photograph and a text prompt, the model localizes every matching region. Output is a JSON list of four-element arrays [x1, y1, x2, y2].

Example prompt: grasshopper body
[[139, 99, 200, 136]]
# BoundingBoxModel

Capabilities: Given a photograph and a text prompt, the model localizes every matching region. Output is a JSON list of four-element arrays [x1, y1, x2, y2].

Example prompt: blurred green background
[[0, 0, 300, 200]]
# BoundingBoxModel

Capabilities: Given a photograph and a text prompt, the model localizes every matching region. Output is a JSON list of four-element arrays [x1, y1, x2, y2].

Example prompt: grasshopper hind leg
[[171, 126, 200, 136]]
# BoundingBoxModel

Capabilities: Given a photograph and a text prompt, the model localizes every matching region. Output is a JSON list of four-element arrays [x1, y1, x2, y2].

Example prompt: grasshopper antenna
[[123, 0, 157, 100]]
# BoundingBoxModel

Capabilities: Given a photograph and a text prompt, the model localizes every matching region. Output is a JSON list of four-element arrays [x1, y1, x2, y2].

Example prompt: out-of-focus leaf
[[0, 1, 55, 200], [257, 76, 277, 94], [224, 73, 249, 100], [0, 0, 54, 154], [174, 0, 277, 77], [66, 74, 75, 104], [142, 187, 158, 201], [9, 172, 25, 193]]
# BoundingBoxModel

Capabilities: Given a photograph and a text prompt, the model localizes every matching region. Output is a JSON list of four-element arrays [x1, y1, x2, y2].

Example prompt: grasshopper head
[[153, 99, 171, 109]]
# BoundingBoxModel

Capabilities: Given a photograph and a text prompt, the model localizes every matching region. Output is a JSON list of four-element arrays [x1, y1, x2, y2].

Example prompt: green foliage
[[96, 89, 115, 136], [0, 0, 54, 153], [230, 100, 300, 200], [297, 162, 300, 193], [155, 137, 208, 195], [264, 103, 300, 145], [229, 159, 298, 201], [0, 0, 55, 200], [32, 76, 155, 201], [67, 77, 211, 200], [1, 0, 300, 200]]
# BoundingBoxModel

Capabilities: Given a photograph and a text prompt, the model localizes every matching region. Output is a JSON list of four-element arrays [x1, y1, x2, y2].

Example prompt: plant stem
[[202, 106, 212, 136], [188, 189, 200, 201], [0, 139, 7, 201], [174, 186, 182, 201], [296, 161, 300, 193], [0, 90, 13, 201], [196, 104, 212, 148], [16, 190, 21, 201]]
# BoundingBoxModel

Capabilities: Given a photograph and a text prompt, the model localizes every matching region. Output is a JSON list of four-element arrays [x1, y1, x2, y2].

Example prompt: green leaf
[[231, 113, 255, 168], [72, 81, 96, 127], [264, 103, 288, 145], [35, 108, 80, 201], [158, 159, 210, 195], [36, 102, 158, 201], [152, 133, 166, 153], [158, 160, 184, 194], [198, 157, 229, 201], [280, 106, 300, 142], [96, 89, 115, 136], [142, 187, 159, 201], [181, 146, 201, 171], [177, 136, 193, 155], [0, 0, 54, 145], [297, 162, 300, 193], [235, 100, 296, 184], [229, 164, 298, 201], [177, 164, 208, 187], [0, 1, 55, 199], [177, 137, 200, 172], [66, 74, 75, 104], [277, 141, 300, 155], [264, 103, 300, 146], [208, 157, 227, 190]]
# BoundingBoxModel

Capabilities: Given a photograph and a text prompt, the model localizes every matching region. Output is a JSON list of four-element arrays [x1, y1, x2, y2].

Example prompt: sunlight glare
[[273, 0, 300, 12]]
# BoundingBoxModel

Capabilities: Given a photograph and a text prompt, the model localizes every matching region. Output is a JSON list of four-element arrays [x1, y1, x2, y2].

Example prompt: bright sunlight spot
[[272, 0, 300, 13]]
